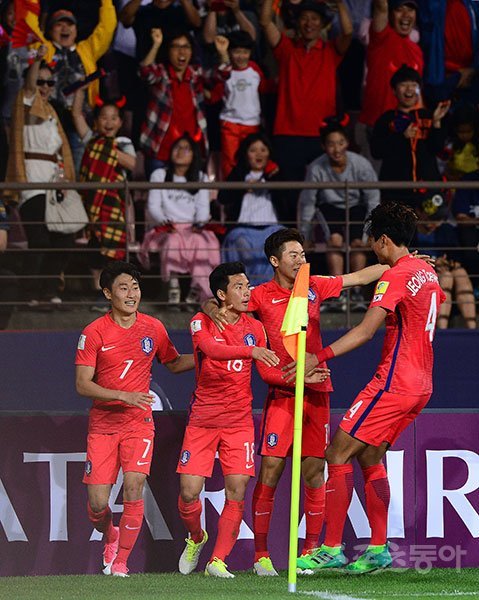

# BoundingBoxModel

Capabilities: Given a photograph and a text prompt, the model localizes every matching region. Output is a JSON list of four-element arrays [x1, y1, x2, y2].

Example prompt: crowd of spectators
[[0, 0, 478, 326]]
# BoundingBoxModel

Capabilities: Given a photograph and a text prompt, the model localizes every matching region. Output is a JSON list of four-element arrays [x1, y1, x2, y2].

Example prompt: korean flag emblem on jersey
[[308, 288, 317, 303], [267, 433, 278, 448], [373, 280, 389, 303], [141, 337, 154, 354], [244, 333, 256, 346], [180, 450, 191, 465]]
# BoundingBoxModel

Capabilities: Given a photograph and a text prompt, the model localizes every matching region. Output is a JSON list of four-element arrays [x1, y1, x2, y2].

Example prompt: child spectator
[[213, 32, 268, 178], [371, 65, 450, 206], [138, 133, 220, 308], [415, 194, 477, 329], [139, 28, 208, 177], [299, 115, 380, 311], [442, 104, 479, 181], [28, 2, 117, 170], [73, 87, 137, 306], [218, 132, 282, 285]]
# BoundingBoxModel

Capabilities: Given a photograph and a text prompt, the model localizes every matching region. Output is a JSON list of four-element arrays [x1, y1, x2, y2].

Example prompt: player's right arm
[[75, 365, 154, 410], [342, 263, 389, 289]]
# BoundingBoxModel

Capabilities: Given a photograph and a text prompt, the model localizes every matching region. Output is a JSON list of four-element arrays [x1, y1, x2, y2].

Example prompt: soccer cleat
[[298, 544, 348, 574], [253, 556, 278, 576], [344, 543, 392, 575], [296, 547, 322, 574], [102, 526, 119, 575], [111, 561, 129, 577], [178, 530, 208, 575], [205, 557, 235, 578]]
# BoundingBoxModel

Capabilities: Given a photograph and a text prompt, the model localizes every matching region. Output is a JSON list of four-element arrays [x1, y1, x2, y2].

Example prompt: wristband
[[316, 345, 335, 364]]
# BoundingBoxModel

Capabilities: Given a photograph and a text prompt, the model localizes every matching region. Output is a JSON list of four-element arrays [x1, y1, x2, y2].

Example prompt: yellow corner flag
[[280, 263, 310, 593]]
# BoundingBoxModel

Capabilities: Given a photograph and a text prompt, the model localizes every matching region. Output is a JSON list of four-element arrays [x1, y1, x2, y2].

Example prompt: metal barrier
[[0, 179, 478, 328]]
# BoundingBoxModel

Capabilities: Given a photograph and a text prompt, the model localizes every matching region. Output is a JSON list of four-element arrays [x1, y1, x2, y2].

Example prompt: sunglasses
[[37, 79, 55, 87]]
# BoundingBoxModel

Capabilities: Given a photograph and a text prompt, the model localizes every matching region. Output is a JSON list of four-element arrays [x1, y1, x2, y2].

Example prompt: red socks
[[210, 499, 244, 562], [324, 464, 354, 548], [252, 482, 275, 561], [87, 502, 116, 543], [303, 484, 326, 552], [178, 496, 204, 543], [362, 464, 390, 546], [115, 499, 144, 565]]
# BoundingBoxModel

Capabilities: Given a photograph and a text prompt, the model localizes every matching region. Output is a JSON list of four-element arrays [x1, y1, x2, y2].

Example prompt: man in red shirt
[[176, 261, 285, 578], [306, 202, 445, 574], [260, 0, 352, 222], [204, 228, 389, 575], [75, 261, 194, 577], [359, 0, 424, 130]]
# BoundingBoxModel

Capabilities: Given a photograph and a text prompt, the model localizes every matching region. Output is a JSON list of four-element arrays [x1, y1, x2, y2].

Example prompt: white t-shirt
[[237, 171, 277, 225], [220, 64, 263, 126]]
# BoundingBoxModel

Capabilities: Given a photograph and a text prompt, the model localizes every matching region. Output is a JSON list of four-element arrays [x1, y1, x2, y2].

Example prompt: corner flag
[[280, 263, 310, 593]]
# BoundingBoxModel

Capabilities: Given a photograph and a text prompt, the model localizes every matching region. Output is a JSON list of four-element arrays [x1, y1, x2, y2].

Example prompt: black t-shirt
[[132, 4, 192, 61]]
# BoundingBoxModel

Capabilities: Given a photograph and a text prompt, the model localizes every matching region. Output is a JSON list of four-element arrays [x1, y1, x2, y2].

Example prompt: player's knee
[[88, 498, 109, 514], [180, 488, 201, 504], [123, 480, 145, 501], [325, 444, 348, 465]]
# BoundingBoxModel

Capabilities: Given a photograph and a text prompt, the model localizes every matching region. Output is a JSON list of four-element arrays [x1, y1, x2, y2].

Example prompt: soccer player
[[177, 262, 312, 578], [305, 202, 445, 574], [75, 261, 194, 577], [204, 228, 390, 575]]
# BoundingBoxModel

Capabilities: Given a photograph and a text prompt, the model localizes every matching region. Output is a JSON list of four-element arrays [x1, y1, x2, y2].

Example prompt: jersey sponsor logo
[[84, 460, 92, 475], [308, 288, 317, 303], [244, 333, 256, 346], [141, 337, 154, 354], [246, 463, 254, 469], [136, 460, 149, 466], [180, 450, 190, 465], [191, 319, 202, 333], [272, 298, 287, 304], [373, 294, 383, 302], [77, 334, 86, 350], [374, 281, 390, 295], [267, 433, 278, 448], [101, 345, 116, 352]]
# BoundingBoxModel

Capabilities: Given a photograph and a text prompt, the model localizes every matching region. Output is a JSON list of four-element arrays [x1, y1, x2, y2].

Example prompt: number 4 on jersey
[[425, 292, 438, 342]]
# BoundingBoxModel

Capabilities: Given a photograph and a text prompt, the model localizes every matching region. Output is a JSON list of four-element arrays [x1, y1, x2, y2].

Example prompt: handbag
[[44, 189, 89, 234]]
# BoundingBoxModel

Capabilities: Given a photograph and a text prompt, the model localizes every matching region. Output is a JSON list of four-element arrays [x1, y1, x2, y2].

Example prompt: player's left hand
[[305, 367, 331, 384], [282, 352, 319, 383], [252, 346, 280, 367], [412, 250, 435, 267]]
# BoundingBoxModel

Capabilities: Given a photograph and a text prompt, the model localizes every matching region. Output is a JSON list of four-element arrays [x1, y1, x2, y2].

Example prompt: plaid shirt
[[139, 63, 209, 158]]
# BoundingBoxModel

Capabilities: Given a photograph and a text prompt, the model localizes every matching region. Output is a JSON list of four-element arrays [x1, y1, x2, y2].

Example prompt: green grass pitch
[[1, 569, 477, 600]]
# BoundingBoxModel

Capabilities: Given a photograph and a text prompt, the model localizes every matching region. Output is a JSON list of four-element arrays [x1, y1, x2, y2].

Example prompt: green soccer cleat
[[344, 543, 392, 575], [178, 530, 209, 575], [205, 557, 235, 578], [296, 547, 322, 574], [253, 556, 279, 576], [298, 544, 348, 575]]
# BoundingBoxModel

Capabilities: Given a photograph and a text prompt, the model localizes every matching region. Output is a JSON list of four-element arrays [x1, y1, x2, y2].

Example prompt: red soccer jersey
[[75, 312, 179, 434], [273, 34, 342, 136], [368, 255, 446, 395], [359, 24, 424, 127], [249, 276, 343, 393], [188, 312, 267, 428]]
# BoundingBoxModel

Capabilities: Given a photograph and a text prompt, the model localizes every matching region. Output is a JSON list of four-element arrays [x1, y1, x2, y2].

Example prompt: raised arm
[[372, 0, 388, 33], [226, 0, 257, 40], [24, 45, 47, 97], [259, 0, 281, 48], [334, 0, 353, 56], [180, 0, 201, 29], [140, 28, 163, 67], [119, 0, 142, 28], [71, 87, 90, 139], [341, 263, 389, 289]]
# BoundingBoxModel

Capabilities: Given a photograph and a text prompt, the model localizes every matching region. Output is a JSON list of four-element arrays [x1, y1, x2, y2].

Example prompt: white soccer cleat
[[253, 556, 279, 576], [178, 530, 208, 575], [102, 526, 119, 575], [205, 557, 235, 578]]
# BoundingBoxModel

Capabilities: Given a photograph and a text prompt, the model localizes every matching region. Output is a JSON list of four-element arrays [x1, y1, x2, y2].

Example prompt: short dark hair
[[99, 261, 141, 291], [365, 202, 418, 246], [209, 262, 246, 303], [93, 97, 126, 121], [264, 228, 304, 263]]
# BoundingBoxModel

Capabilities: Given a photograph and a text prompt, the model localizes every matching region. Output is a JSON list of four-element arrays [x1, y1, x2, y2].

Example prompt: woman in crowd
[[5, 45, 75, 307], [138, 133, 220, 309], [218, 132, 282, 285]]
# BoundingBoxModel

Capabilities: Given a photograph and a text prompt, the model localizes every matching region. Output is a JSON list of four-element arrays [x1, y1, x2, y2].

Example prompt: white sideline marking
[[301, 592, 368, 600], [301, 592, 479, 599]]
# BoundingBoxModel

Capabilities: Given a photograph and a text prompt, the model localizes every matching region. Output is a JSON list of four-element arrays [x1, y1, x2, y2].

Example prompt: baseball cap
[[48, 9, 77, 28], [419, 194, 449, 220], [298, 0, 333, 24], [388, 0, 418, 11]]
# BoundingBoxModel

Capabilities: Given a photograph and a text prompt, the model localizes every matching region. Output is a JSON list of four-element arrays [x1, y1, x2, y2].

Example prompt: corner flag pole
[[280, 263, 310, 593]]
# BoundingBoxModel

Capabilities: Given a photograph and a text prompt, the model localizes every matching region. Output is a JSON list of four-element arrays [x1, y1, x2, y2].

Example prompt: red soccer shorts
[[259, 390, 330, 458], [340, 383, 431, 446], [82, 430, 154, 485], [176, 425, 255, 477]]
